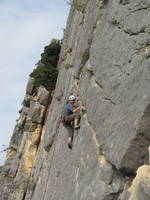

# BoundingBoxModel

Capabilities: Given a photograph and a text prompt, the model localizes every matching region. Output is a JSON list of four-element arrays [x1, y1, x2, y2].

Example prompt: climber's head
[[68, 95, 76, 104]]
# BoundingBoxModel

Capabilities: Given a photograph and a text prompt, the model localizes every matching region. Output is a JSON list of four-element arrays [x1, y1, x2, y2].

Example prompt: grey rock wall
[[28, 0, 150, 199], [0, 79, 50, 200], [1, 0, 150, 200]]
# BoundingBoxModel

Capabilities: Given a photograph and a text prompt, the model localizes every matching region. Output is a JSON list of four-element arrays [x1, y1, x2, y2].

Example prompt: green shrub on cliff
[[41, 40, 61, 66], [30, 39, 61, 91], [30, 65, 58, 91], [66, 0, 86, 12]]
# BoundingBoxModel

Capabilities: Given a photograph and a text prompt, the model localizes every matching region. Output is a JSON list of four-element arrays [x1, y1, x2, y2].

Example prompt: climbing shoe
[[68, 142, 72, 149], [74, 125, 80, 130]]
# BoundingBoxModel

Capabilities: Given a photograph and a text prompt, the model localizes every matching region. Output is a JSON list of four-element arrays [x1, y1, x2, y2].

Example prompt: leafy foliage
[[30, 39, 61, 91], [30, 65, 58, 91], [41, 40, 61, 66], [66, 0, 86, 12]]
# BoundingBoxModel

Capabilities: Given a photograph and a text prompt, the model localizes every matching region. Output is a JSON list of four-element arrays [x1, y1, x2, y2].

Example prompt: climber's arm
[[72, 105, 82, 113]]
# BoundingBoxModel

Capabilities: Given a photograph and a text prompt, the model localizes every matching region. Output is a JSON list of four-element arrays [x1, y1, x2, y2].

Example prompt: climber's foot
[[68, 137, 73, 149], [74, 124, 80, 130], [68, 142, 72, 149]]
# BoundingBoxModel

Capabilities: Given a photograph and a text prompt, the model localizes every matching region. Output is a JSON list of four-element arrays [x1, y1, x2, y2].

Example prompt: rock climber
[[63, 95, 82, 149]]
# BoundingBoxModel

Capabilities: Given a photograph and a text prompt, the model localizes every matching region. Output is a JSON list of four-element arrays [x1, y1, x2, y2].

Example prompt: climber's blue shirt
[[64, 103, 74, 115]]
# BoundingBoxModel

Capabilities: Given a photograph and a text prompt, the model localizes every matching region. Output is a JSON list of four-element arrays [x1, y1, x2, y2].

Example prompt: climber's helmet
[[68, 95, 76, 101]]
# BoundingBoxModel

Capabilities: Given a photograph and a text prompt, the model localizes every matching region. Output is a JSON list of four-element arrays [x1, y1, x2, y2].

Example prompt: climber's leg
[[74, 118, 80, 129], [68, 136, 73, 149], [66, 124, 73, 149], [67, 113, 80, 129]]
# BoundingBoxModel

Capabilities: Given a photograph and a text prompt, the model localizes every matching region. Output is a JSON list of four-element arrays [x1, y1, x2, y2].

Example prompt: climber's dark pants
[[64, 113, 80, 137], [65, 113, 80, 122], [66, 124, 74, 137]]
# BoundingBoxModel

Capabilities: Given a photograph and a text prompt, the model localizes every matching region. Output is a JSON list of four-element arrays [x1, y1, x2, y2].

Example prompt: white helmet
[[68, 95, 76, 101]]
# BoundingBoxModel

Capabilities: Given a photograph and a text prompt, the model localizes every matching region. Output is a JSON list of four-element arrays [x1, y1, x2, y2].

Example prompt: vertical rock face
[[0, 78, 51, 200], [1, 0, 150, 199]]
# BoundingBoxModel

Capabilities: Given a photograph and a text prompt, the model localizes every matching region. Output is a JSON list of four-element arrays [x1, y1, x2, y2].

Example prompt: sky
[[0, 0, 70, 165]]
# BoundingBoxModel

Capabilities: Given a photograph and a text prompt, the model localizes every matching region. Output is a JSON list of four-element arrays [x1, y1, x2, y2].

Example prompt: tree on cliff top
[[41, 39, 61, 66], [30, 39, 61, 91]]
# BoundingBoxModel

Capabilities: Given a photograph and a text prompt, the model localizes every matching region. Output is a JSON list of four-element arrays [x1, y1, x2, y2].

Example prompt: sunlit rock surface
[[0, 0, 150, 199]]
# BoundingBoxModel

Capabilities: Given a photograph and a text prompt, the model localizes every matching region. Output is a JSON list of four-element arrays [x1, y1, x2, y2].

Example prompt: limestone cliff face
[[0, 78, 51, 200], [1, 0, 150, 199]]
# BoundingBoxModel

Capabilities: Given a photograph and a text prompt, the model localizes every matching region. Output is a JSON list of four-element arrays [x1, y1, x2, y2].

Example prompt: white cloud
[[0, 0, 69, 165]]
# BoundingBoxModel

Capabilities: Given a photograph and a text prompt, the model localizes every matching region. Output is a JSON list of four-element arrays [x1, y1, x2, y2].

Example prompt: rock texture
[[1, 0, 150, 199], [0, 78, 51, 200]]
